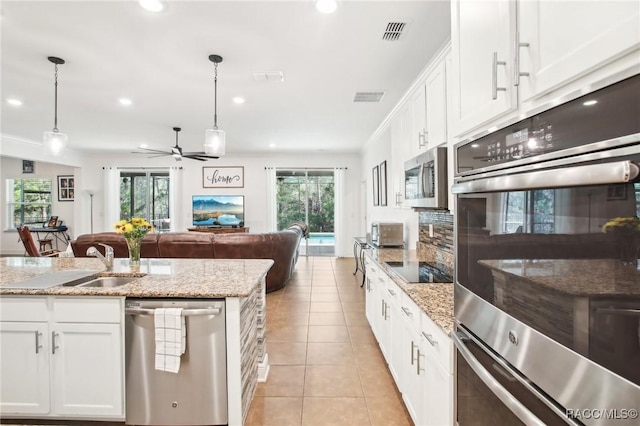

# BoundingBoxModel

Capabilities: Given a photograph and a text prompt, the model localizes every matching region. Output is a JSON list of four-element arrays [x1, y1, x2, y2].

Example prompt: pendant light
[[43, 56, 68, 156], [204, 54, 225, 157]]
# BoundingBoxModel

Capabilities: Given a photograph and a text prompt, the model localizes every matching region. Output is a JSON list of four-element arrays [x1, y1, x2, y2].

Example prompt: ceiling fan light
[[316, 0, 338, 14], [204, 128, 226, 156], [43, 130, 68, 155]]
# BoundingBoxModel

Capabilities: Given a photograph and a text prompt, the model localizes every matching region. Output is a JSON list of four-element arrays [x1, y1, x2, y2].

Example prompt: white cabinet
[[0, 296, 124, 420], [0, 322, 50, 415], [52, 323, 123, 417], [451, 0, 640, 138], [410, 84, 427, 157], [450, 0, 517, 136], [363, 259, 454, 426], [518, 1, 640, 103], [424, 61, 448, 150]]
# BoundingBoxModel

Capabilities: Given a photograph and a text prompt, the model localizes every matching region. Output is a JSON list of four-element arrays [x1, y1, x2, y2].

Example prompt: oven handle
[[452, 160, 638, 194], [453, 330, 579, 426]]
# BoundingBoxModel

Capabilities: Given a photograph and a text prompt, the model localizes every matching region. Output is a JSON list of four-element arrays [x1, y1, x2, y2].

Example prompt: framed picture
[[607, 184, 627, 200], [203, 166, 244, 188], [58, 175, 75, 201], [379, 160, 387, 206], [22, 160, 35, 174], [372, 165, 379, 206]]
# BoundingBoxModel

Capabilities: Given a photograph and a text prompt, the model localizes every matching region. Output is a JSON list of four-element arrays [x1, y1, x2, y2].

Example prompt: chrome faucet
[[87, 243, 114, 271]]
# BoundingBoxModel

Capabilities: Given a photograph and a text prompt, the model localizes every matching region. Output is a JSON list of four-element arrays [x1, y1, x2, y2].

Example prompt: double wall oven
[[453, 75, 640, 425]]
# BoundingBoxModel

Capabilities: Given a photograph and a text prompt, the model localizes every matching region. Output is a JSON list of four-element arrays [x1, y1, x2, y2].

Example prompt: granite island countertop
[[364, 247, 454, 335], [0, 257, 274, 298]]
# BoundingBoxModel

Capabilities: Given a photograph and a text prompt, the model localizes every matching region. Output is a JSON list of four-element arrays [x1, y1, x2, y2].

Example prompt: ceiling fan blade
[[183, 151, 220, 159], [132, 148, 171, 155], [183, 155, 208, 161]]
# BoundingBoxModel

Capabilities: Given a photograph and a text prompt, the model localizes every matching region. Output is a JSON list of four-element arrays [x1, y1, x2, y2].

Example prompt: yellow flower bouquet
[[114, 217, 154, 263], [602, 217, 640, 234], [602, 216, 640, 265]]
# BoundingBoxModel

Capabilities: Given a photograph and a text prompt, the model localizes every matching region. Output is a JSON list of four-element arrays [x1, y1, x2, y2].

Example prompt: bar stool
[[39, 239, 53, 252]]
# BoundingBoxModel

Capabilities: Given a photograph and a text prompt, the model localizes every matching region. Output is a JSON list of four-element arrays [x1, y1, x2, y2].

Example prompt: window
[[6, 178, 53, 228], [504, 189, 555, 234], [120, 171, 170, 232]]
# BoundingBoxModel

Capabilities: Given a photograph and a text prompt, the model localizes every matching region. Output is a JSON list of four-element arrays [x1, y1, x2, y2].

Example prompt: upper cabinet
[[424, 60, 448, 151], [450, 0, 640, 138], [518, 1, 640, 103], [450, 0, 517, 137]]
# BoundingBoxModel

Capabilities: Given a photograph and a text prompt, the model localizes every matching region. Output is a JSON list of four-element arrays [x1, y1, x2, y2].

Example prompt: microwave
[[370, 222, 404, 247], [404, 146, 448, 209]]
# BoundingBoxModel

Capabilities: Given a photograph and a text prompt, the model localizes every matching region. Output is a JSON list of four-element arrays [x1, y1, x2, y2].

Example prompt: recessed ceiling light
[[7, 98, 23, 106], [138, 0, 163, 12], [139, 143, 148, 149], [233, 97, 245, 104], [583, 100, 598, 106], [269, 143, 276, 148], [119, 98, 133, 106], [316, 0, 337, 14]]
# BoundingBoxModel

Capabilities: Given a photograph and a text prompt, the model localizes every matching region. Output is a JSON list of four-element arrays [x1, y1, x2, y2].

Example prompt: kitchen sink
[[76, 276, 138, 288]]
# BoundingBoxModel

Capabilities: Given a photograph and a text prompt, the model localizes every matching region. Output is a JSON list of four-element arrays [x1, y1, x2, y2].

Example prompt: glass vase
[[126, 237, 142, 265]]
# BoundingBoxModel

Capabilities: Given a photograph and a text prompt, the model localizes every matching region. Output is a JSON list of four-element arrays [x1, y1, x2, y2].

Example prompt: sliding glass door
[[120, 171, 170, 232], [276, 169, 335, 256]]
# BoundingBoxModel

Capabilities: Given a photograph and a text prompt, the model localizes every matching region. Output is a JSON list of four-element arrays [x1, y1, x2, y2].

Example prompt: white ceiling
[[1, 0, 451, 156]]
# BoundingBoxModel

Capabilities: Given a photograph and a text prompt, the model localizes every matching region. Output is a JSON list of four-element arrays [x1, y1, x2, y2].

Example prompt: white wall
[[360, 126, 419, 249], [1, 156, 78, 255], [74, 151, 362, 258]]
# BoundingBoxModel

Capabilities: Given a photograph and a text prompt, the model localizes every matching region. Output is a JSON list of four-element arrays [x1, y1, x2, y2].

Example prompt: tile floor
[[245, 256, 412, 426]]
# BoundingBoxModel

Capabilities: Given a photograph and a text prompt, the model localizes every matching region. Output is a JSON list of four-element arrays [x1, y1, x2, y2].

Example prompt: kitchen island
[[0, 257, 273, 426]]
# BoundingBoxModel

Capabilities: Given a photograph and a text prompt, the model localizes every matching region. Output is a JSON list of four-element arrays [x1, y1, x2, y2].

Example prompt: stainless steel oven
[[453, 74, 640, 426]]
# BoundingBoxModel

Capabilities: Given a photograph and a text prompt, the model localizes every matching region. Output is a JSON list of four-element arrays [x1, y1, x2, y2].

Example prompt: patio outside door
[[276, 169, 335, 256], [120, 171, 170, 232]]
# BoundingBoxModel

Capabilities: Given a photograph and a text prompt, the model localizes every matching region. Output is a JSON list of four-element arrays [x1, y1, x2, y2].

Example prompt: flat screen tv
[[192, 195, 244, 227]]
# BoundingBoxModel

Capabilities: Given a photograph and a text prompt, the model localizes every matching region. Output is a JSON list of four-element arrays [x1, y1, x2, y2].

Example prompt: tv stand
[[188, 226, 250, 234]]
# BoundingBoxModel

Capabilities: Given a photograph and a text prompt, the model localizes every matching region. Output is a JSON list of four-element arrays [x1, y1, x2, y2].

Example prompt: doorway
[[120, 171, 170, 232], [276, 169, 335, 256]]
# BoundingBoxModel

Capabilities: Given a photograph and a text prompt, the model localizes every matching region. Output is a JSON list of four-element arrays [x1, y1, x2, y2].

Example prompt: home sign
[[203, 166, 244, 188]]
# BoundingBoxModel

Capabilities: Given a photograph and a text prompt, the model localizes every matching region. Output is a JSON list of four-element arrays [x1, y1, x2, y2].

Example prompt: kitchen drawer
[[420, 310, 453, 374], [398, 291, 421, 332], [0, 297, 48, 322], [382, 275, 402, 307], [53, 297, 122, 323]]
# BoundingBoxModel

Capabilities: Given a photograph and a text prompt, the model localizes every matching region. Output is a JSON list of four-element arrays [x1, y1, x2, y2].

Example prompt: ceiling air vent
[[252, 71, 285, 82], [353, 91, 385, 103], [382, 22, 406, 41]]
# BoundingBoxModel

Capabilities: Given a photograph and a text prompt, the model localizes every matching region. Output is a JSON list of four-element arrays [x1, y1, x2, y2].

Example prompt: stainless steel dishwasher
[[125, 298, 227, 425]]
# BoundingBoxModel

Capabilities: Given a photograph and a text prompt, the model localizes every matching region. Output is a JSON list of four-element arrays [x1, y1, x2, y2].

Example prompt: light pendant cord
[[53, 63, 59, 132], [213, 62, 218, 130]]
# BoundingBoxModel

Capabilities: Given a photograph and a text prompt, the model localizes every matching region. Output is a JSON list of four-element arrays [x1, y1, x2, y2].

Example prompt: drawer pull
[[387, 289, 396, 296], [35, 331, 43, 354], [52, 331, 59, 354], [401, 307, 412, 317], [422, 331, 438, 347]]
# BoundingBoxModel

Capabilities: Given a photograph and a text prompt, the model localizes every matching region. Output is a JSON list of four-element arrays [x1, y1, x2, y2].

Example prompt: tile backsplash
[[417, 211, 454, 276]]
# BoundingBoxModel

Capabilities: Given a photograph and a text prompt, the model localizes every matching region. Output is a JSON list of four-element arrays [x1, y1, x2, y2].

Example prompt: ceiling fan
[[132, 127, 219, 161]]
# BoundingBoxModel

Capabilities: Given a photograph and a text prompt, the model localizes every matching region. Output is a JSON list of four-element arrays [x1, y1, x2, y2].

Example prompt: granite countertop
[[0, 257, 274, 298], [479, 258, 640, 297], [364, 248, 454, 335]]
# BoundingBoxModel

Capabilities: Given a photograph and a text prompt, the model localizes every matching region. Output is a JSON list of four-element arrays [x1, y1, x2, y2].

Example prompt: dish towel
[[154, 308, 186, 373]]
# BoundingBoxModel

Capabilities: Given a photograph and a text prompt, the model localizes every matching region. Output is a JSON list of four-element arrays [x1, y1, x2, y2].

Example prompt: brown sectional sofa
[[71, 224, 306, 293]]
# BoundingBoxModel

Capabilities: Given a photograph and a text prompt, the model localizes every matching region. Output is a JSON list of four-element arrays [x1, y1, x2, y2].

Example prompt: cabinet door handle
[[401, 306, 412, 317], [514, 31, 530, 86], [422, 331, 438, 347], [418, 130, 428, 148], [410, 340, 417, 365], [417, 348, 425, 374], [51, 331, 59, 354], [35, 331, 43, 354], [492, 52, 507, 100]]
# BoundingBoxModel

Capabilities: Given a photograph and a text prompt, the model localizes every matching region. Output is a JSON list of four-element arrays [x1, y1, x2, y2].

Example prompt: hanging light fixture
[[43, 56, 68, 156], [204, 54, 226, 157]]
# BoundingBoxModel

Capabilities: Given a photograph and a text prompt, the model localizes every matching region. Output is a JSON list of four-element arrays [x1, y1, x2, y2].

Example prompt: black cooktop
[[385, 261, 453, 283]]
